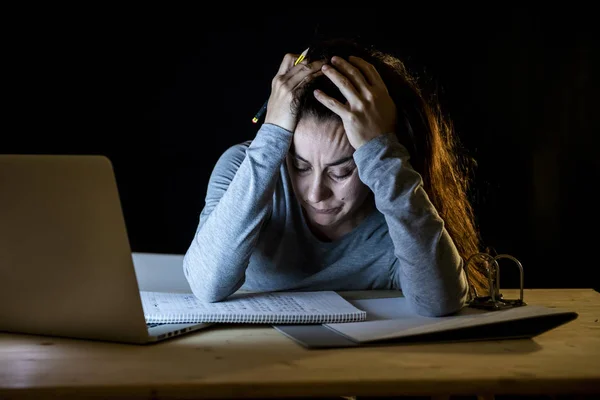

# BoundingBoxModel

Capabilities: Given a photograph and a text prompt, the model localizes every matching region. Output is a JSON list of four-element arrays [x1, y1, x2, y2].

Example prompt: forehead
[[292, 117, 354, 159]]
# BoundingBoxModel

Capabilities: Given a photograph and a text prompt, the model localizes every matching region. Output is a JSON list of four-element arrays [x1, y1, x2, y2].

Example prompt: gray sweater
[[183, 123, 469, 317]]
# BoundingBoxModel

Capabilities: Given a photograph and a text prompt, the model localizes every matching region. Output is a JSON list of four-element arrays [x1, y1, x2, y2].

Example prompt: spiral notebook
[[140, 290, 367, 324]]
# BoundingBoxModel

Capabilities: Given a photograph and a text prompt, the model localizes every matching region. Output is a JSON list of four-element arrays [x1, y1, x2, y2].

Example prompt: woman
[[182, 38, 487, 317]]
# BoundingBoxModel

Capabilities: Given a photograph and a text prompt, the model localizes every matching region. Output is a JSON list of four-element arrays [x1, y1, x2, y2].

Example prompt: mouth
[[308, 205, 342, 215]]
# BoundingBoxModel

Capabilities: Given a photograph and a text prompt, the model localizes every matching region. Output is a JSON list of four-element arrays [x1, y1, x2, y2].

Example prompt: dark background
[[5, 6, 598, 290]]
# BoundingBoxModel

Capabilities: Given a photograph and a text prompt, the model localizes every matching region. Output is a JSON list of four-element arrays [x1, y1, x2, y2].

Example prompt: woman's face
[[286, 117, 372, 235]]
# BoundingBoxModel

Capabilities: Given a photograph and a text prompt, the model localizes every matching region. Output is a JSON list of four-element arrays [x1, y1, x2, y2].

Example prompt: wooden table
[[1, 289, 599, 399]]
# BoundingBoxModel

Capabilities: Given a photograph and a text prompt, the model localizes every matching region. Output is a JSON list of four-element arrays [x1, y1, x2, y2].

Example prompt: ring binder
[[464, 252, 526, 311]]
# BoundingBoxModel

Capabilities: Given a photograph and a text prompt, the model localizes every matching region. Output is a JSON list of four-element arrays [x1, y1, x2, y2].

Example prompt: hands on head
[[264, 44, 397, 150], [264, 52, 325, 133], [315, 55, 396, 150]]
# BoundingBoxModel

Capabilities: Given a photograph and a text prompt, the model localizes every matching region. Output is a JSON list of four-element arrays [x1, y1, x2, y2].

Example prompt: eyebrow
[[293, 153, 354, 167]]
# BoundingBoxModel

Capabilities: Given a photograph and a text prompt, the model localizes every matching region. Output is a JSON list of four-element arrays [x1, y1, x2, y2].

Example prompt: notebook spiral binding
[[464, 252, 526, 311]]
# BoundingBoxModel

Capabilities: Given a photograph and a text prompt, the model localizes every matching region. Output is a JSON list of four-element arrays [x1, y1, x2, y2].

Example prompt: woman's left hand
[[314, 56, 397, 150]]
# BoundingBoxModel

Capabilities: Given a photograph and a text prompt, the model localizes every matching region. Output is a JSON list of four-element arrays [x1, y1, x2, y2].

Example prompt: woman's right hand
[[264, 51, 324, 133]]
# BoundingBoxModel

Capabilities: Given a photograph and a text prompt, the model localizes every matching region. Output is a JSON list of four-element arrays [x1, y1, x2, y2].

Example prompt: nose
[[306, 175, 331, 204]]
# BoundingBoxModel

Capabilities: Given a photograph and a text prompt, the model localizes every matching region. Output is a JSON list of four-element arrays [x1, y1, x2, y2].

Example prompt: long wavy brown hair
[[292, 37, 489, 296]]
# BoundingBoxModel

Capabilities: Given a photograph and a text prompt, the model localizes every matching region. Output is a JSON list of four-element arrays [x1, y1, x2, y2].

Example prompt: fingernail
[[322, 64, 330, 70]]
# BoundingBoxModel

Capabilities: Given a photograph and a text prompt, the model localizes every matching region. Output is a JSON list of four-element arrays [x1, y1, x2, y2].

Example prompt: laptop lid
[[0, 154, 150, 344]]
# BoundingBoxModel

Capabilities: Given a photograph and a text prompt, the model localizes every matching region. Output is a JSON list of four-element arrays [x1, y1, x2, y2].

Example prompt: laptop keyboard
[[147, 322, 166, 328]]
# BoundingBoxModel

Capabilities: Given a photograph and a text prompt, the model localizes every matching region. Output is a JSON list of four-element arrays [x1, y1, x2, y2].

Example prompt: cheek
[[290, 174, 308, 194], [337, 177, 369, 203], [287, 167, 309, 196]]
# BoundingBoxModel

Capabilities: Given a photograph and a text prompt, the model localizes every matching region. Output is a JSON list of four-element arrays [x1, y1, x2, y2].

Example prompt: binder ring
[[464, 252, 526, 311]]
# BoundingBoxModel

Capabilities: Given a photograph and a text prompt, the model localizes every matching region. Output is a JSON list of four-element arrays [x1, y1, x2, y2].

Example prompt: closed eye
[[292, 164, 310, 173], [291, 163, 354, 180], [332, 170, 353, 179]]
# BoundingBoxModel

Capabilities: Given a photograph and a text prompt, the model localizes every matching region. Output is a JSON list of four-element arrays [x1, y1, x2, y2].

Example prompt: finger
[[276, 52, 302, 76], [303, 70, 325, 82], [291, 69, 325, 90], [331, 56, 371, 91], [321, 63, 362, 105], [313, 89, 350, 119], [285, 60, 325, 88], [348, 56, 384, 87], [294, 70, 325, 92]]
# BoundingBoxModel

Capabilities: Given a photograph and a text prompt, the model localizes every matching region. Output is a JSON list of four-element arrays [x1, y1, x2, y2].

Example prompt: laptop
[[0, 154, 212, 344]]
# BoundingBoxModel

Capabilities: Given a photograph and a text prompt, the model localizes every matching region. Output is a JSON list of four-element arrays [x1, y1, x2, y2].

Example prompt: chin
[[309, 209, 344, 226]]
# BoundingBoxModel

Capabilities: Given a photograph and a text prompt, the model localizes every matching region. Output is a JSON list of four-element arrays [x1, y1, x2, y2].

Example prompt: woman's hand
[[264, 52, 324, 133], [314, 56, 397, 150]]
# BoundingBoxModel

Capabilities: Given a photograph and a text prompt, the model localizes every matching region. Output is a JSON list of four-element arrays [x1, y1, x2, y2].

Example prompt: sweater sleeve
[[182, 123, 293, 302], [353, 132, 469, 317]]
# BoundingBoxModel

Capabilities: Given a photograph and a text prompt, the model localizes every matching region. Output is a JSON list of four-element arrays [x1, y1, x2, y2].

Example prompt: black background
[[5, 6, 599, 290]]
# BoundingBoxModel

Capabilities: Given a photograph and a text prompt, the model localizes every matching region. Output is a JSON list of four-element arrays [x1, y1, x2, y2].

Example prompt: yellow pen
[[252, 48, 309, 124]]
